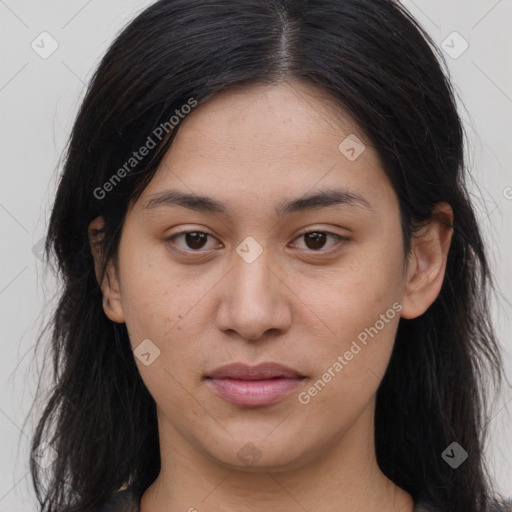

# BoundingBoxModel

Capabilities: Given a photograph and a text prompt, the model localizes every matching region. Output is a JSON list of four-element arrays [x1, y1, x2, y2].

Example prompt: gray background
[[1, 0, 511, 510]]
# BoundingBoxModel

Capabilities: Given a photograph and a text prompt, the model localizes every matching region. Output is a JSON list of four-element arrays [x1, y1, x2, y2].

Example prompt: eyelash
[[165, 229, 348, 256]]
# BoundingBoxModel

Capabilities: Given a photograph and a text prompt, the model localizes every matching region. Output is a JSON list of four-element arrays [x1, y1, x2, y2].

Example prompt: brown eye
[[183, 232, 208, 250], [304, 232, 327, 250], [167, 231, 219, 252], [293, 231, 346, 253]]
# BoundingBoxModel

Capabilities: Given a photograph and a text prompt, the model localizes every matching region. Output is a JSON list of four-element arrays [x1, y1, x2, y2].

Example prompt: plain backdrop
[[1, 1, 511, 510]]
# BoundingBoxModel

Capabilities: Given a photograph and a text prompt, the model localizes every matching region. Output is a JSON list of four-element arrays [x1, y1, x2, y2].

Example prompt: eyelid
[[165, 228, 349, 255]]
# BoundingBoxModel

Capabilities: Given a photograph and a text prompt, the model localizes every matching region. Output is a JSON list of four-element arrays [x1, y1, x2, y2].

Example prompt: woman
[[29, 0, 510, 511]]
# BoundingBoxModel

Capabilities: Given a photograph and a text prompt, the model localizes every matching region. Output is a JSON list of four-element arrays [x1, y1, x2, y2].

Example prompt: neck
[[141, 400, 414, 512]]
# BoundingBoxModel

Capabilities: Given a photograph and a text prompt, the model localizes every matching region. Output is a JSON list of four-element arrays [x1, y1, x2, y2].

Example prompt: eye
[[166, 231, 220, 252], [165, 229, 348, 255], [291, 230, 348, 253]]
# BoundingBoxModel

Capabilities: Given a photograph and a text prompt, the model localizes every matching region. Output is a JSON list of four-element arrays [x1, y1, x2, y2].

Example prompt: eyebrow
[[143, 187, 373, 218]]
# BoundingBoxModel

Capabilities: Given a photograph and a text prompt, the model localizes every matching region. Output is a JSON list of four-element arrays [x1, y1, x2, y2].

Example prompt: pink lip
[[207, 377, 304, 407], [205, 362, 306, 407]]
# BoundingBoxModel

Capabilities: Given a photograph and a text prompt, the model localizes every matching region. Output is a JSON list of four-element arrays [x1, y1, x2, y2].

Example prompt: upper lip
[[207, 362, 304, 380]]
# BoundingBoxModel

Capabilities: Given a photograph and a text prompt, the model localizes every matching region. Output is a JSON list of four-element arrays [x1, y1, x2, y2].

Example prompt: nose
[[215, 245, 292, 341]]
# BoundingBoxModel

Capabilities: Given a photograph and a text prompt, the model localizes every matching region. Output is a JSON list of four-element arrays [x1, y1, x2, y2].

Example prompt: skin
[[89, 80, 453, 512]]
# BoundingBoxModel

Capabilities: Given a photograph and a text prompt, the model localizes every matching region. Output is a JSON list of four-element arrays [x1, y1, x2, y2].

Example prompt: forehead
[[134, 81, 396, 219], [173, 81, 358, 153]]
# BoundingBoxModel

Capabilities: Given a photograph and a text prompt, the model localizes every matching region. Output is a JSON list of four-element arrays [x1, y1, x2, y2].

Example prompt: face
[[94, 80, 449, 472]]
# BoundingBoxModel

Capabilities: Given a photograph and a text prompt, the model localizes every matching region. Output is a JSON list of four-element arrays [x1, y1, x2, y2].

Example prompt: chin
[[202, 437, 313, 473]]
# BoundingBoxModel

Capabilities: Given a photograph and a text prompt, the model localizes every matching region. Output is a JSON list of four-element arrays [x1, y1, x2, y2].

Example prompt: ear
[[400, 202, 454, 319], [88, 216, 125, 324]]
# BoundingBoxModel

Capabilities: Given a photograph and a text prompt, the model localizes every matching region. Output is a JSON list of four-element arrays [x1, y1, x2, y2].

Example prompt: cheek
[[116, 239, 212, 390], [298, 307, 399, 439], [292, 239, 403, 407], [120, 272, 203, 411], [117, 234, 182, 337], [296, 238, 404, 338]]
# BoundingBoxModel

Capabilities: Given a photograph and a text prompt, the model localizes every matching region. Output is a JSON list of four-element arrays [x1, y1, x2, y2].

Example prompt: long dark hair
[[29, 1, 507, 511]]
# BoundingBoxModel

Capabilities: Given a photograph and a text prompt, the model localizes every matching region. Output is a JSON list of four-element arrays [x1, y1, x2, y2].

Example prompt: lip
[[207, 362, 304, 380], [205, 362, 306, 407]]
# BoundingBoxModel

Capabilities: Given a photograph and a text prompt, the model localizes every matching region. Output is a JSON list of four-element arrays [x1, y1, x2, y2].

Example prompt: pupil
[[186, 232, 207, 249], [306, 232, 326, 250]]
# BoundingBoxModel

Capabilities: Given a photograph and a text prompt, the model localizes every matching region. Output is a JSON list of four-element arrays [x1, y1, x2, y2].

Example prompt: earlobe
[[400, 202, 454, 319], [88, 216, 126, 324]]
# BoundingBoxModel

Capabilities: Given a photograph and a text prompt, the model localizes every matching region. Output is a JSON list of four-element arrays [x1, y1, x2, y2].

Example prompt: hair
[[29, 1, 508, 511]]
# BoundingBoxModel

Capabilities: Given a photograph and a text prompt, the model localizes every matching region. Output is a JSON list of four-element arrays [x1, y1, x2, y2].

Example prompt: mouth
[[205, 362, 306, 407]]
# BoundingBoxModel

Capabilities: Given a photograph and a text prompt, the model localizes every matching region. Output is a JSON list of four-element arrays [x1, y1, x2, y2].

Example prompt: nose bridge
[[232, 236, 280, 308], [216, 236, 291, 339]]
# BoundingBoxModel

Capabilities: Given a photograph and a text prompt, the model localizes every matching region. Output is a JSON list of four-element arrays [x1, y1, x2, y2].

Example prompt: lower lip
[[206, 377, 304, 407]]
